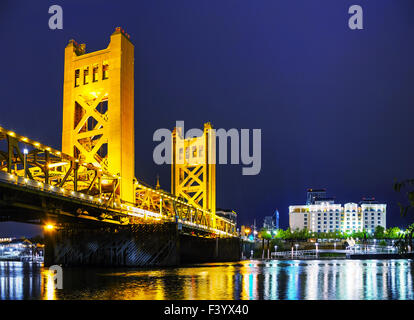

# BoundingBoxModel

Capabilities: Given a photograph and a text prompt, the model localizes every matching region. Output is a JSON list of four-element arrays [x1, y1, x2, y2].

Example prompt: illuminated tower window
[[102, 61, 109, 80], [199, 145, 203, 157], [192, 146, 197, 157], [83, 67, 89, 85], [179, 148, 183, 160], [74, 69, 80, 87], [93, 64, 99, 82]]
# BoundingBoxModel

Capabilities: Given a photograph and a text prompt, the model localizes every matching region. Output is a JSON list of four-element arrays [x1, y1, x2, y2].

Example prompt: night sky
[[1, 0, 414, 237]]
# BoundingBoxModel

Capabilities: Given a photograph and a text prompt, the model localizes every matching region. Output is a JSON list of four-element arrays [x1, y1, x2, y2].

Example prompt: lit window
[[103, 61, 109, 80], [75, 69, 80, 87], [192, 146, 197, 158], [84, 67, 89, 85], [93, 64, 99, 82], [179, 148, 183, 160], [199, 145, 203, 157]]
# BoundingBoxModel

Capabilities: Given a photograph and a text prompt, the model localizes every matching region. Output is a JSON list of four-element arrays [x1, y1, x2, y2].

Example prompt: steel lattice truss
[[0, 127, 236, 237]]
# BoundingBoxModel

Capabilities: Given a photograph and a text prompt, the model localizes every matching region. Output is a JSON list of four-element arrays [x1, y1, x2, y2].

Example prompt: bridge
[[0, 27, 239, 266]]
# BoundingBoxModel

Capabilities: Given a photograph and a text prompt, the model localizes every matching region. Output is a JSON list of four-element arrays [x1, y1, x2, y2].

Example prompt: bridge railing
[[347, 245, 398, 255], [271, 250, 319, 259]]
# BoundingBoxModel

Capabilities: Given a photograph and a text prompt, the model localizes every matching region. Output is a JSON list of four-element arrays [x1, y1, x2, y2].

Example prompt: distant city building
[[290, 190, 386, 234], [263, 216, 274, 230], [275, 209, 279, 230], [306, 188, 336, 205], [216, 209, 237, 225], [263, 209, 280, 230]]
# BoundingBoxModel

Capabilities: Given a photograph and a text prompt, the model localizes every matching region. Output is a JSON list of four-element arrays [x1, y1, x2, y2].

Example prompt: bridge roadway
[[0, 170, 234, 238]]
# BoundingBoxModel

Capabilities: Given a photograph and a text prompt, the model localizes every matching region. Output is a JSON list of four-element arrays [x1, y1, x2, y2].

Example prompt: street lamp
[[244, 228, 251, 239], [295, 243, 299, 254], [23, 148, 28, 178]]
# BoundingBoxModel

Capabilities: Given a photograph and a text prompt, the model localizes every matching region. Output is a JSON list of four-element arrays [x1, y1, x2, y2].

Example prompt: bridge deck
[[0, 170, 235, 238]]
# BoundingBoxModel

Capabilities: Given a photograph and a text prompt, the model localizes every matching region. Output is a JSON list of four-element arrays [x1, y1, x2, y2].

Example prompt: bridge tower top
[[62, 27, 135, 203], [171, 123, 216, 216]]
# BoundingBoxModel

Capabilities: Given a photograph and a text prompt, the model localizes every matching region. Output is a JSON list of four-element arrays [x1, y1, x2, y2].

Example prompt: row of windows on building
[[305, 220, 380, 225], [304, 217, 382, 221], [305, 209, 383, 213], [74, 62, 109, 87], [303, 213, 383, 218]]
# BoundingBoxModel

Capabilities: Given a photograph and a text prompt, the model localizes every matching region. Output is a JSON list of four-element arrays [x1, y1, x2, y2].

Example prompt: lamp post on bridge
[[160, 197, 163, 215], [23, 148, 28, 178]]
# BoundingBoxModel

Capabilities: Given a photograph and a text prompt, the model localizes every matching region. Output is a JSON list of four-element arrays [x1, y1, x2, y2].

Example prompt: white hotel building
[[289, 199, 386, 234]]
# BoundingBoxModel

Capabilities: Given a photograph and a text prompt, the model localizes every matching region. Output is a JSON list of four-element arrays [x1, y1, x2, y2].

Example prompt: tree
[[374, 226, 385, 239], [259, 228, 272, 240], [385, 227, 401, 239], [394, 179, 414, 216], [395, 224, 414, 255]]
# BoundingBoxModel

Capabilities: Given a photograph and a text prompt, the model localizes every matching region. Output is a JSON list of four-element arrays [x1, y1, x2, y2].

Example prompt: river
[[0, 259, 413, 300]]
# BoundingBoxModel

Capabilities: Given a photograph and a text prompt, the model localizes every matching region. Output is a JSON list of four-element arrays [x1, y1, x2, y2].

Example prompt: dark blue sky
[[1, 0, 414, 237]]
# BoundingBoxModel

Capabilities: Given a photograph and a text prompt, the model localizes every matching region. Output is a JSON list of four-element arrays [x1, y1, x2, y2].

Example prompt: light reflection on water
[[0, 259, 413, 300]]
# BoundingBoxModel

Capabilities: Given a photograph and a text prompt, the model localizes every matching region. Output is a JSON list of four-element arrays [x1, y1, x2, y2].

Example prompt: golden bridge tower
[[171, 123, 216, 221], [62, 27, 135, 203]]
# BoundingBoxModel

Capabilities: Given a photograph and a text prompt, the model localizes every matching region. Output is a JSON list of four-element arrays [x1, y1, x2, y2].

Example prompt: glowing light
[[23, 148, 28, 155], [44, 224, 55, 231]]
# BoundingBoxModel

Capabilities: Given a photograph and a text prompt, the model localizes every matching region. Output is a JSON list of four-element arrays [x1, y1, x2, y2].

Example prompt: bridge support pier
[[44, 223, 180, 267], [44, 223, 241, 267]]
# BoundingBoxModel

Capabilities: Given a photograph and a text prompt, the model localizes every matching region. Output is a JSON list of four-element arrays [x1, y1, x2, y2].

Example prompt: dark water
[[0, 259, 413, 300]]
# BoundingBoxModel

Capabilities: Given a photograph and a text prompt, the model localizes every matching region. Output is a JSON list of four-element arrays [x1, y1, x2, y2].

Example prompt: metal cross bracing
[[0, 126, 236, 237], [135, 181, 236, 236]]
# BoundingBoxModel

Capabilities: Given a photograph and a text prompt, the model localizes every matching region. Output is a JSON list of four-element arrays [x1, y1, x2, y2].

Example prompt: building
[[216, 209, 237, 225], [306, 188, 336, 205], [289, 191, 386, 234], [263, 209, 280, 230]]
